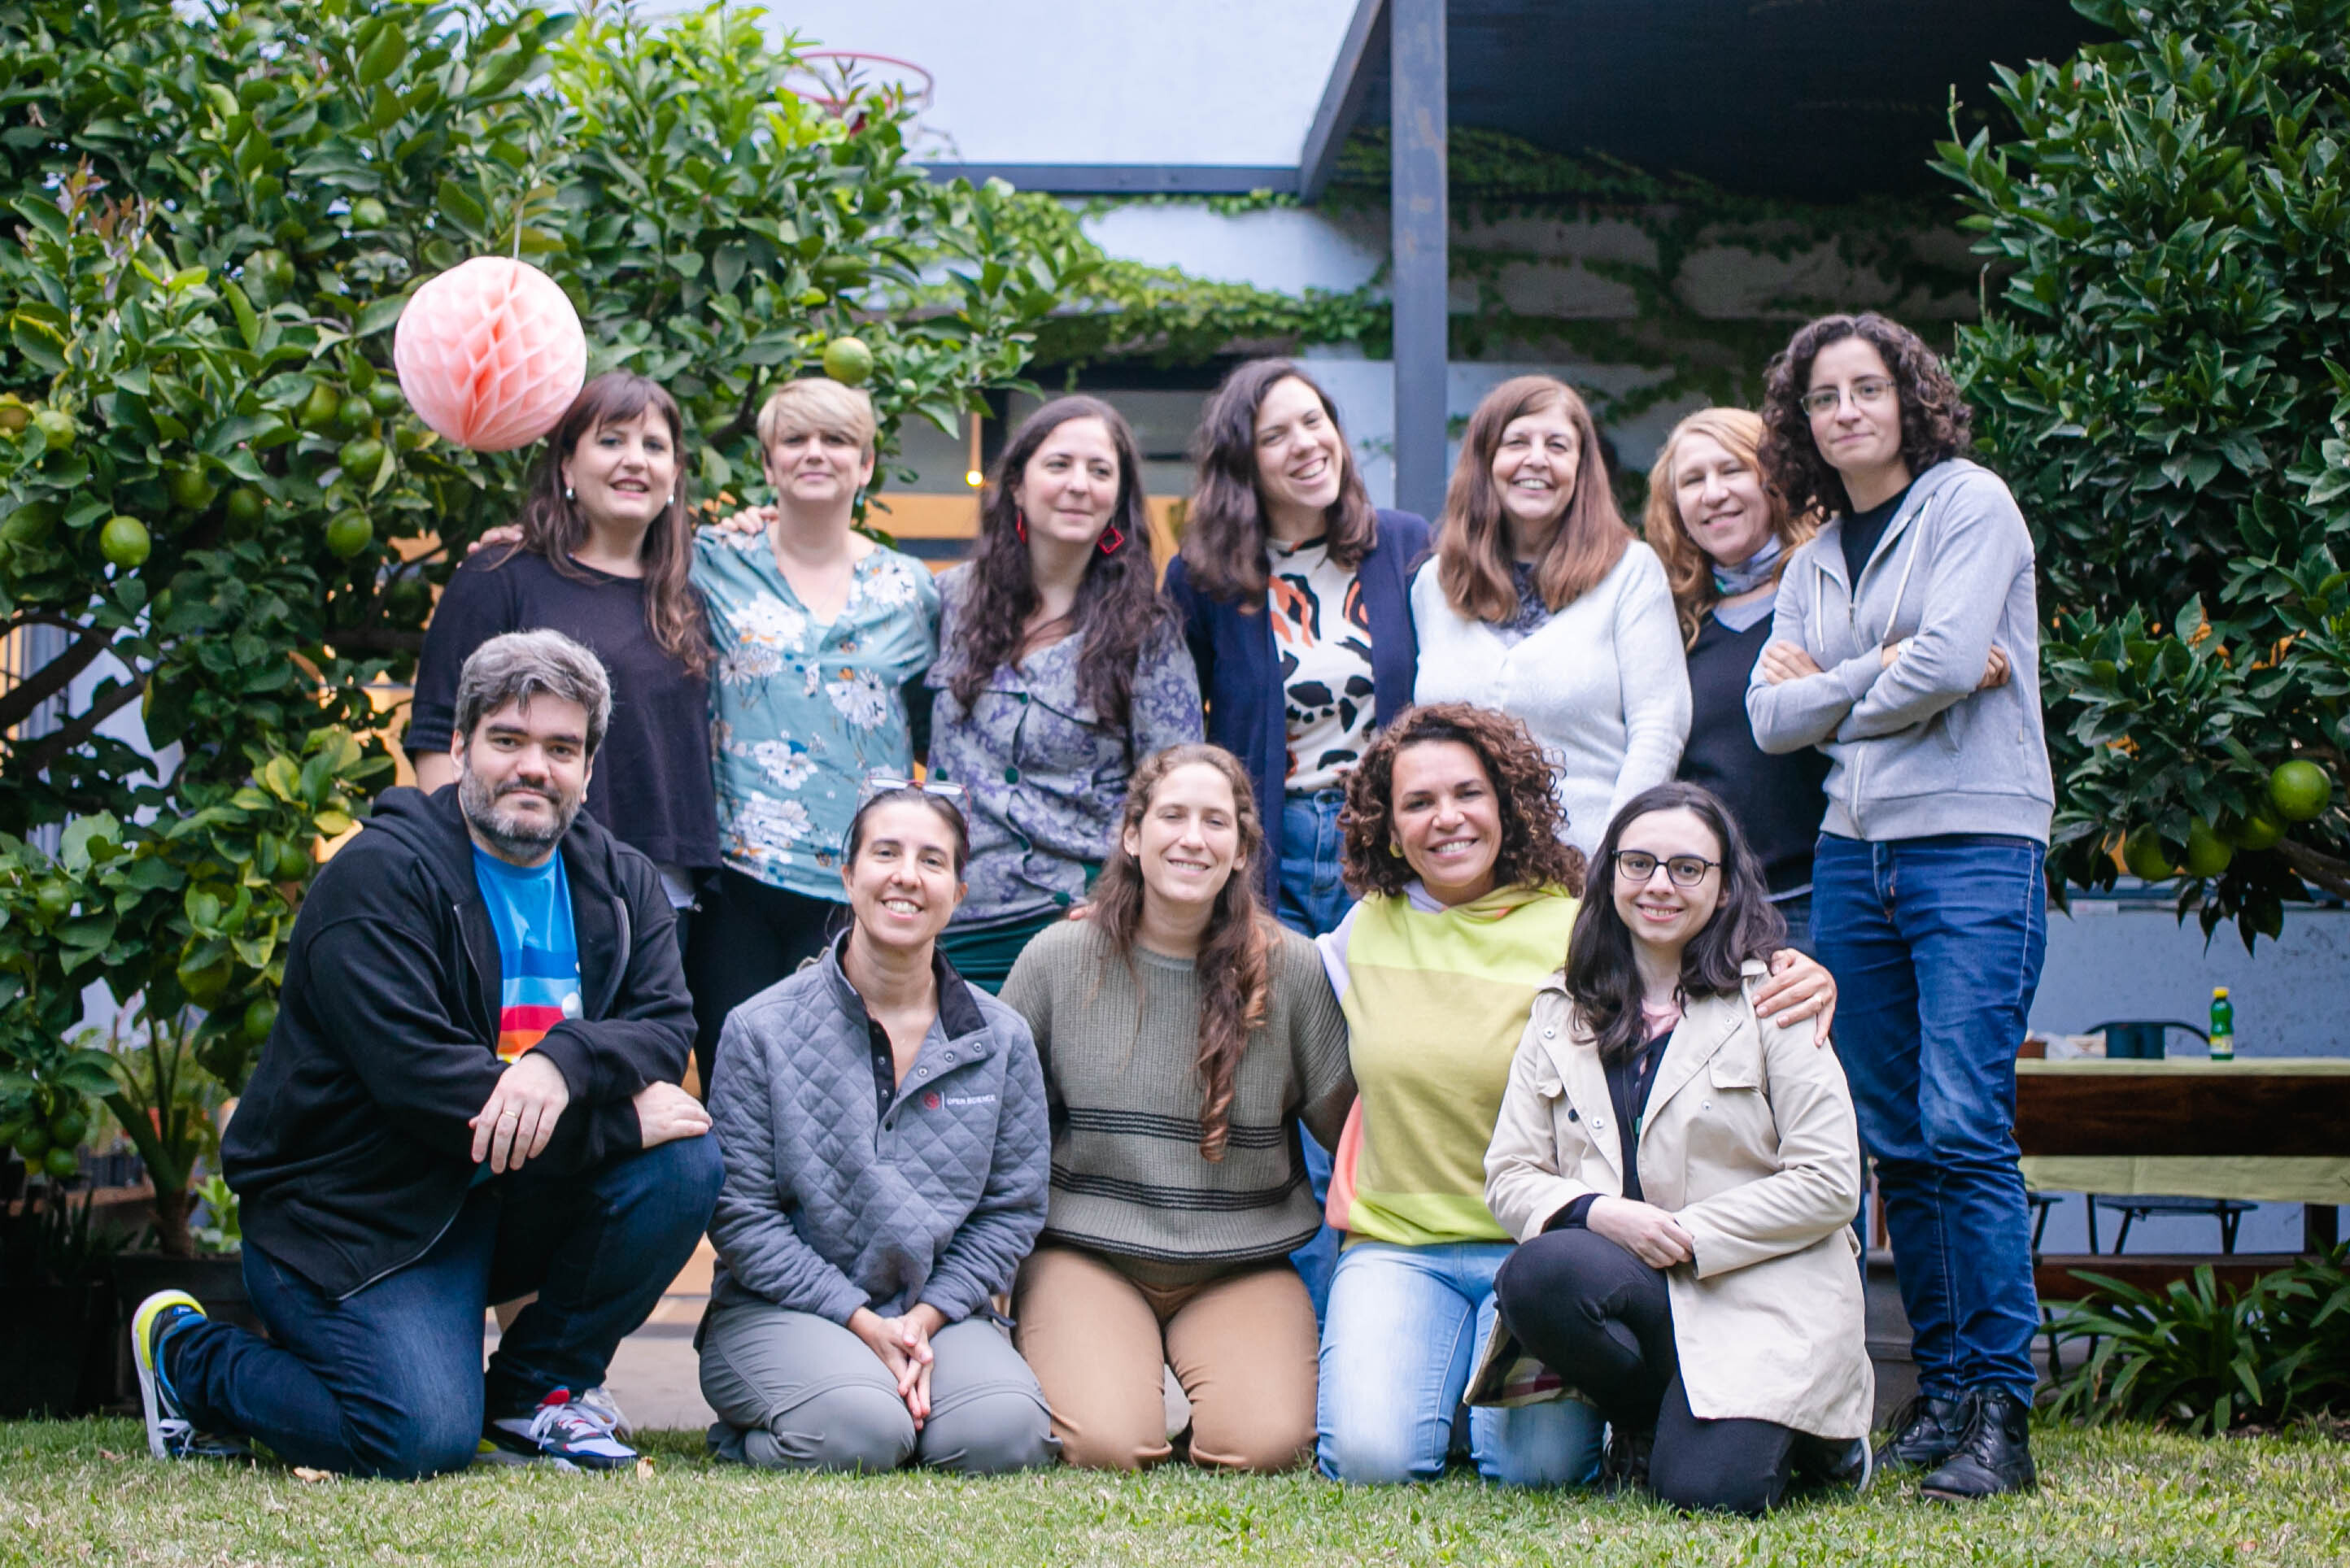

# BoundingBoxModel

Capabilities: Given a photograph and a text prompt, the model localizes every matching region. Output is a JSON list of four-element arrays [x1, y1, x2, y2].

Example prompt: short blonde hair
[[756, 377, 877, 457], [1642, 406, 1813, 647]]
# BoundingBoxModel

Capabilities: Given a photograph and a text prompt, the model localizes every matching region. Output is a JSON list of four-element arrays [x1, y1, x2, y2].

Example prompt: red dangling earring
[[1098, 524, 1125, 555], [1014, 509, 1027, 542]]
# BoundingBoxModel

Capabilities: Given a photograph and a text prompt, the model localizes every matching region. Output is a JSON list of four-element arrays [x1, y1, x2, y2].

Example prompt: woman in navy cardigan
[[1163, 359, 1429, 941]]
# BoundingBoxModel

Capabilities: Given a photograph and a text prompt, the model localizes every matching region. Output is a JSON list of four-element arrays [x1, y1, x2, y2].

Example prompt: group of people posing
[[127, 307, 2055, 1518]]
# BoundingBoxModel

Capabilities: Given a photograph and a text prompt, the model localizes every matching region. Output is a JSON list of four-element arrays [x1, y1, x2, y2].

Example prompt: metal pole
[[1390, 0, 1446, 522]]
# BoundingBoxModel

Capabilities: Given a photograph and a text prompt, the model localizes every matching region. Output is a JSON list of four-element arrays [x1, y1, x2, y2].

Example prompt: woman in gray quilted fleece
[[698, 783, 1057, 1473]]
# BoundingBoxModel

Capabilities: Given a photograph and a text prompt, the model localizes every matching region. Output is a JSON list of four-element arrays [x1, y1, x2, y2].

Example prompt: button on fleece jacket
[[1744, 458, 2053, 843], [705, 944, 1049, 1326]]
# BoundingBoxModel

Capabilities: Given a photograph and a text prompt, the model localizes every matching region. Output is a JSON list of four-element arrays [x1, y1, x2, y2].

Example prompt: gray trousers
[[700, 1302, 1057, 1474]]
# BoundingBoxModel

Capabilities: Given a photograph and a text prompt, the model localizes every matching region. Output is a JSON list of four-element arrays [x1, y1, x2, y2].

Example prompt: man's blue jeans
[[1278, 790, 1354, 1320], [164, 1135, 722, 1479], [1812, 833, 2047, 1403]]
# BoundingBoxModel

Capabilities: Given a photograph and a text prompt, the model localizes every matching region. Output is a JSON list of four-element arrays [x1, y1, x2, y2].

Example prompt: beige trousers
[[1013, 1244, 1318, 1473]]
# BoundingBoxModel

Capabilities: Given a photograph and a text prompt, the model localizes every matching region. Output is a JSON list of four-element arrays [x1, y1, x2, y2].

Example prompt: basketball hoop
[[781, 50, 935, 128]]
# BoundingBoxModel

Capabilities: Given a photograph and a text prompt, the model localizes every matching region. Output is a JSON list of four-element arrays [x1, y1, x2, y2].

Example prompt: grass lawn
[[3, 1418, 2346, 1566]]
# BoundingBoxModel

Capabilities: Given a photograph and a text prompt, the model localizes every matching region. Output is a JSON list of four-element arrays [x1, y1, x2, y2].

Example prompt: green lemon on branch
[[2122, 826, 2175, 882], [2269, 760, 2332, 823], [32, 408, 77, 453], [100, 516, 151, 568], [822, 335, 873, 386], [325, 511, 373, 559], [299, 383, 342, 432], [2181, 818, 2234, 879]]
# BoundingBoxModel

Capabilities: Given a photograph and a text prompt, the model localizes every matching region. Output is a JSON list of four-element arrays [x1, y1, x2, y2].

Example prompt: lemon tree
[[0, 0, 1090, 1243], [1940, 0, 2350, 947]]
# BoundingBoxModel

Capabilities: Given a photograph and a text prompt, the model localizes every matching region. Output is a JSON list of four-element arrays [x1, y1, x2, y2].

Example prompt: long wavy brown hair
[[1340, 703, 1586, 900], [945, 396, 1167, 728], [1757, 312, 1973, 520], [507, 373, 707, 674], [1432, 376, 1628, 625], [1642, 407, 1815, 647], [1087, 744, 1274, 1161], [1179, 359, 1381, 605]]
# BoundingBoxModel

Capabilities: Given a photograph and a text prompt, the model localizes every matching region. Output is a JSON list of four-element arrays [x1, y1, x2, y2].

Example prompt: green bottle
[[2208, 987, 2234, 1061]]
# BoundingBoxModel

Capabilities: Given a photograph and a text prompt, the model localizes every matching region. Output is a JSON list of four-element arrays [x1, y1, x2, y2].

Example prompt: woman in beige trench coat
[[1469, 782, 1874, 1514]]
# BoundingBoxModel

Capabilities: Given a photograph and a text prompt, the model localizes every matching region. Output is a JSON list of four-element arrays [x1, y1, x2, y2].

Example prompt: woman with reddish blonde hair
[[1411, 377, 1689, 861], [1002, 743, 1350, 1472], [1641, 407, 1827, 940]]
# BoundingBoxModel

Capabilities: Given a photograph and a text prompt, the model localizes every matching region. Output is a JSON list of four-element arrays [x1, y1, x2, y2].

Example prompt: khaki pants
[[1013, 1245, 1318, 1472]]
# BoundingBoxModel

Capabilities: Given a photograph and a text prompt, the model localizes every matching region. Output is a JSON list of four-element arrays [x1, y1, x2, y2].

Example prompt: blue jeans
[[164, 1135, 722, 1479], [1278, 790, 1354, 1318], [1812, 833, 2047, 1402], [1318, 1240, 1603, 1485], [1277, 791, 1354, 939]]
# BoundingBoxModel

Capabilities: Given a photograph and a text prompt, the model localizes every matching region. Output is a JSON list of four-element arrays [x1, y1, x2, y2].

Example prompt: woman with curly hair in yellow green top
[[1311, 703, 1838, 1485]]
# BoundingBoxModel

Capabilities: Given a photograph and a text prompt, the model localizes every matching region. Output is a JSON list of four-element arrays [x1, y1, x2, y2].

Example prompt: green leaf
[[355, 294, 408, 338]]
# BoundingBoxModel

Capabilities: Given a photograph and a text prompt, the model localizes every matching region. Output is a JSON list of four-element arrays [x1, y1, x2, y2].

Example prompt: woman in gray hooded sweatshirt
[[1746, 312, 2052, 1505]]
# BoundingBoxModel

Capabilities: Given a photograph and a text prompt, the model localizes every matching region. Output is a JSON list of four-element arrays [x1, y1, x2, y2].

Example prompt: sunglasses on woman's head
[[859, 773, 967, 804]]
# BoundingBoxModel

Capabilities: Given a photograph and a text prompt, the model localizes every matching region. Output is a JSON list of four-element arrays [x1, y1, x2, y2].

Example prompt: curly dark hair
[[1757, 312, 1973, 520], [1340, 703, 1586, 900], [1086, 744, 1274, 1162], [945, 395, 1167, 728]]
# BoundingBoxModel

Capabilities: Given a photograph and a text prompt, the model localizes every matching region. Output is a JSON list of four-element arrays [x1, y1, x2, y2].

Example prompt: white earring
[[564, 484, 574, 501]]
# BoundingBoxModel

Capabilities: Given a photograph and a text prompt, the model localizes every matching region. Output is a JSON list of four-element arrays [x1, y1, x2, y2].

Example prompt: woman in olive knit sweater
[[1002, 744, 1353, 1472]]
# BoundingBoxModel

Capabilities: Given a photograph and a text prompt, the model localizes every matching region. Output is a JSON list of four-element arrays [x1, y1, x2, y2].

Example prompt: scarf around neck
[[1711, 535, 1784, 599]]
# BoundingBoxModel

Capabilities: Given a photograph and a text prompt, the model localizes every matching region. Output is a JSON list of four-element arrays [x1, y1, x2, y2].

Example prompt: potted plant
[[101, 1007, 262, 1352], [0, 1184, 126, 1417]]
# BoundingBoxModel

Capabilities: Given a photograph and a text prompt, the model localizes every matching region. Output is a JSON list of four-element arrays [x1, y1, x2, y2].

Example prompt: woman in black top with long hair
[[410, 373, 721, 919], [1641, 408, 1825, 944]]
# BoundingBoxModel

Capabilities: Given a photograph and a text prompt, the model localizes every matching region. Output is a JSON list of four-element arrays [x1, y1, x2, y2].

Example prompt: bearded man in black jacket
[[130, 629, 722, 1478]]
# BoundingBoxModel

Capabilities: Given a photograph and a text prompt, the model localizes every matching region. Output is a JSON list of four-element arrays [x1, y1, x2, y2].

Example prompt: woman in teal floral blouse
[[687, 378, 941, 1082], [926, 397, 1203, 990]]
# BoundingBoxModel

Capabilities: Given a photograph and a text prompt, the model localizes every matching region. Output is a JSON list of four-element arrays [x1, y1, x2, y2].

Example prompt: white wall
[[680, 0, 1363, 169]]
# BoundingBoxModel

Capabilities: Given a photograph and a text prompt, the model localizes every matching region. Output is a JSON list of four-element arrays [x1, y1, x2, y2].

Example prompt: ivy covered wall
[[1042, 127, 1990, 505]]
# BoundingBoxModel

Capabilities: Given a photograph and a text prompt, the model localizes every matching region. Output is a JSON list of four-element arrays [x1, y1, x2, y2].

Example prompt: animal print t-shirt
[[1267, 536, 1377, 794]]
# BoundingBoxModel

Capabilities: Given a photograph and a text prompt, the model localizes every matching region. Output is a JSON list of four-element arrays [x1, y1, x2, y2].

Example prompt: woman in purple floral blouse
[[925, 397, 1204, 990]]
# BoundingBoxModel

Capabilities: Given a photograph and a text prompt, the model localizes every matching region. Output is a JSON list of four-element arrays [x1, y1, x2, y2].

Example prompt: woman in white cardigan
[[1411, 377, 1689, 860], [1468, 782, 1872, 1515]]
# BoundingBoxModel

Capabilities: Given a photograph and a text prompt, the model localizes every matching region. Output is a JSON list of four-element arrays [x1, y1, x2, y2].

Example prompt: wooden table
[[2016, 1058, 2350, 1265]]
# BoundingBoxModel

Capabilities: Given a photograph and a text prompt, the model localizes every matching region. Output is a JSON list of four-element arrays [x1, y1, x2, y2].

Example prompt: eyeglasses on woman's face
[[1798, 377, 1894, 419], [1611, 850, 1719, 888]]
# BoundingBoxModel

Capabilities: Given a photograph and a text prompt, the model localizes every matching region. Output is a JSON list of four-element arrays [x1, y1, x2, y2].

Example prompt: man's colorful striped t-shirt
[[471, 846, 582, 1063]]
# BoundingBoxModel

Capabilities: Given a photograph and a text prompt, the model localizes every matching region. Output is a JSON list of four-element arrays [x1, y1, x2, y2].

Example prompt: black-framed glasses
[[1611, 850, 1719, 888], [1798, 377, 1894, 418], [859, 773, 968, 805]]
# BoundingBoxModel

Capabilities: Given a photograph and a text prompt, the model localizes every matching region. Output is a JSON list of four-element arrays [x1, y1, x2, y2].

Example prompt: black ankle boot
[[1873, 1392, 1965, 1470], [1921, 1389, 2037, 1500]]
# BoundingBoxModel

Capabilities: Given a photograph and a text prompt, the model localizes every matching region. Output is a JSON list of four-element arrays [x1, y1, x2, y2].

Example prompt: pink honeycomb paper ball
[[392, 257, 586, 452]]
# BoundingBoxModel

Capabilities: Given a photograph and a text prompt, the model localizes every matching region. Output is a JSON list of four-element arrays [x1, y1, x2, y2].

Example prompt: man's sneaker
[[1920, 1388, 2037, 1500], [482, 1388, 638, 1471], [1873, 1392, 1965, 1471], [130, 1289, 253, 1461]]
